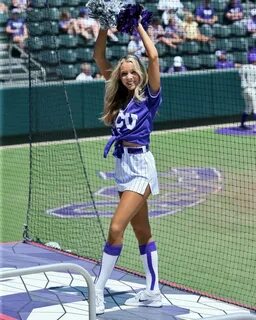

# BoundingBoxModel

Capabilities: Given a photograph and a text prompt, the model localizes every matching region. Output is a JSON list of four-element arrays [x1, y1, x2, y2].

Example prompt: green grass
[[0, 128, 255, 308]]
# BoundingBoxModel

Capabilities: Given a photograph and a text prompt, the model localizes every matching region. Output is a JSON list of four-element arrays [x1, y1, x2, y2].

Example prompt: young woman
[[93, 21, 162, 315]]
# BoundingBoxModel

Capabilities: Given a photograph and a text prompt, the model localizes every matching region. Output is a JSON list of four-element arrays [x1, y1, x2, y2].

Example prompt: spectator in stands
[[11, 0, 27, 11], [223, 0, 244, 25], [77, 8, 118, 42], [157, 0, 184, 17], [127, 33, 146, 58], [0, 2, 8, 13], [195, 0, 218, 26], [159, 16, 184, 48], [76, 63, 93, 81], [183, 12, 214, 42], [77, 8, 99, 41], [59, 11, 81, 36], [247, 8, 256, 38], [166, 56, 187, 73], [215, 50, 236, 69], [148, 17, 165, 44], [5, 8, 28, 48]]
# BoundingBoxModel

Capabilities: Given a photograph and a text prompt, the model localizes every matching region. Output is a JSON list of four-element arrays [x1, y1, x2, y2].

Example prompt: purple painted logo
[[47, 167, 222, 218]]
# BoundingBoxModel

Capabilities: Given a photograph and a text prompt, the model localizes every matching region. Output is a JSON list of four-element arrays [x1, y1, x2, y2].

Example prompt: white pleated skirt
[[114, 147, 159, 196]]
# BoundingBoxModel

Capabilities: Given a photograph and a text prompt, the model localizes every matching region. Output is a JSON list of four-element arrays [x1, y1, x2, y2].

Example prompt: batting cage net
[[1, 0, 255, 312]]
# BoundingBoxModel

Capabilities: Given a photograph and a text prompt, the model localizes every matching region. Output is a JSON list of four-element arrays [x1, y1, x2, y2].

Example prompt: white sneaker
[[95, 289, 105, 315], [124, 290, 162, 307]]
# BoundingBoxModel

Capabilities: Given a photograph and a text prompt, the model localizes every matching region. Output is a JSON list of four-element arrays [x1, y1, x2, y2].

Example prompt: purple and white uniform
[[104, 85, 162, 195]]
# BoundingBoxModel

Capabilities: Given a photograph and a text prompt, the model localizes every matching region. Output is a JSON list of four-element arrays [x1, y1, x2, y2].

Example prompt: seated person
[[11, 0, 28, 11], [148, 17, 165, 44], [127, 33, 145, 58], [195, 0, 218, 26], [76, 63, 93, 81], [215, 50, 235, 69], [158, 16, 184, 48], [247, 8, 256, 38], [77, 8, 99, 41], [223, 0, 244, 25], [0, 2, 8, 13], [166, 56, 187, 73], [183, 12, 214, 42], [59, 11, 80, 35], [5, 8, 28, 48], [158, 0, 184, 16]]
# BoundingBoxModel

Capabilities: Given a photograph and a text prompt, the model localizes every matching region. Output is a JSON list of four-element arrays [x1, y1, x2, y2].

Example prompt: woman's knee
[[108, 221, 125, 241]]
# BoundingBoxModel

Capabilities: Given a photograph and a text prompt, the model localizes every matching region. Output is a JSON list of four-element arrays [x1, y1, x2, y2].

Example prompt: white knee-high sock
[[95, 242, 122, 291], [139, 241, 160, 293]]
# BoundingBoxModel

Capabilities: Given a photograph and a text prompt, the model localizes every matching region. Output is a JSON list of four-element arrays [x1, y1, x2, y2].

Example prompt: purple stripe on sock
[[139, 242, 157, 291], [104, 242, 122, 256], [139, 241, 157, 255]]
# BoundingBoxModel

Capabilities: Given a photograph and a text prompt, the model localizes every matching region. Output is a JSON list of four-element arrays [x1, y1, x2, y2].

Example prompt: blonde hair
[[101, 55, 148, 126]]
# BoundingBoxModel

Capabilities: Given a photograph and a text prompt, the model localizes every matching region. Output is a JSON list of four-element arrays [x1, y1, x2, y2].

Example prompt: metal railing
[[0, 263, 96, 320], [8, 43, 46, 82]]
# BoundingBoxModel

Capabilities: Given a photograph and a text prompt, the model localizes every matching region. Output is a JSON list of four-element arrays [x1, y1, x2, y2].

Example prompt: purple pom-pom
[[116, 4, 152, 35]]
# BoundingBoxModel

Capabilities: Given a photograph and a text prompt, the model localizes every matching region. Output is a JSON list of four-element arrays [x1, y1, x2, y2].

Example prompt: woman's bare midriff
[[122, 141, 142, 147]]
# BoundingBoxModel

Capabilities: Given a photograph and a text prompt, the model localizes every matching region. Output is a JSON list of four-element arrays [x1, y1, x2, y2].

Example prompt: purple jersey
[[196, 5, 215, 20], [104, 85, 162, 157], [215, 60, 235, 69], [7, 19, 25, 36]]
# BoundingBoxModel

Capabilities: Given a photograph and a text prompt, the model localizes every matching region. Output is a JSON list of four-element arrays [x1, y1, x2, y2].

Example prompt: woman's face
[[119, 61, 140, 92]]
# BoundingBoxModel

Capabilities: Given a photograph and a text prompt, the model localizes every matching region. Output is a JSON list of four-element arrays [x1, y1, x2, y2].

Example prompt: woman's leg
[[130, 199, 160, 294], [95, 188, 151, 314]]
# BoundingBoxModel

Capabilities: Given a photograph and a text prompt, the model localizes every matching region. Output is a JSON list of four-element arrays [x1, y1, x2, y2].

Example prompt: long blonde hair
[[101, 55, 148, 126]]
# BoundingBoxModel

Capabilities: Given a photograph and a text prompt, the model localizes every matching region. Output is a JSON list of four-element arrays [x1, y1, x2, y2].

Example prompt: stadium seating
[[42, 35, 60, 49], [3, 0, 254, 81], [199, 54, 216, 68], [183, 55, 201, 70], [57, 64, 78, 79]]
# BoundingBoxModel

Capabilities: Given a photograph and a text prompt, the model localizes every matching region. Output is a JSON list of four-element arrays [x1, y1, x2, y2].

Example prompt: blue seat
[[27, 8, 44, 21], [43, 7, 60, 20], [200, 41, 217, 53], [231, 37, 248, 51], [213, 24, 231, 38], [212, 0, 228, 11], [199, 54, 216, 68], [76, 48, 94, 61], [110, 45, 127, 59], [42, 35, 60, 49], [59, 34, 79, 48], [59, 49, 77, 63], [46, 0, 63, 6], [39, 50, 59, 64], [28, 22, 45, 36], [30, 0, 47, 8], [180, 41, 199, 54], [42, 21, 59, 35], [155, 43, 168, 56], [26, 36, 44, 51], [216, 38, 232, 52], [200, 24, 214, 37], [62, 0, 80, 5], [183, 55, 201, 70], [231, 22, 247, 37], [57, 64, 78, 79], [233, 51, 248, 64]]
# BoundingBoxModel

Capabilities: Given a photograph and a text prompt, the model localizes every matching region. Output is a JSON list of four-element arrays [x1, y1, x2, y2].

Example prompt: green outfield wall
[[0, 69, 245, 139]]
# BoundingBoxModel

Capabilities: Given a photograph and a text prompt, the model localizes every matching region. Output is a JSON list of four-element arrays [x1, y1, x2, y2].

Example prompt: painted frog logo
[[47, 167, 222, 218]]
